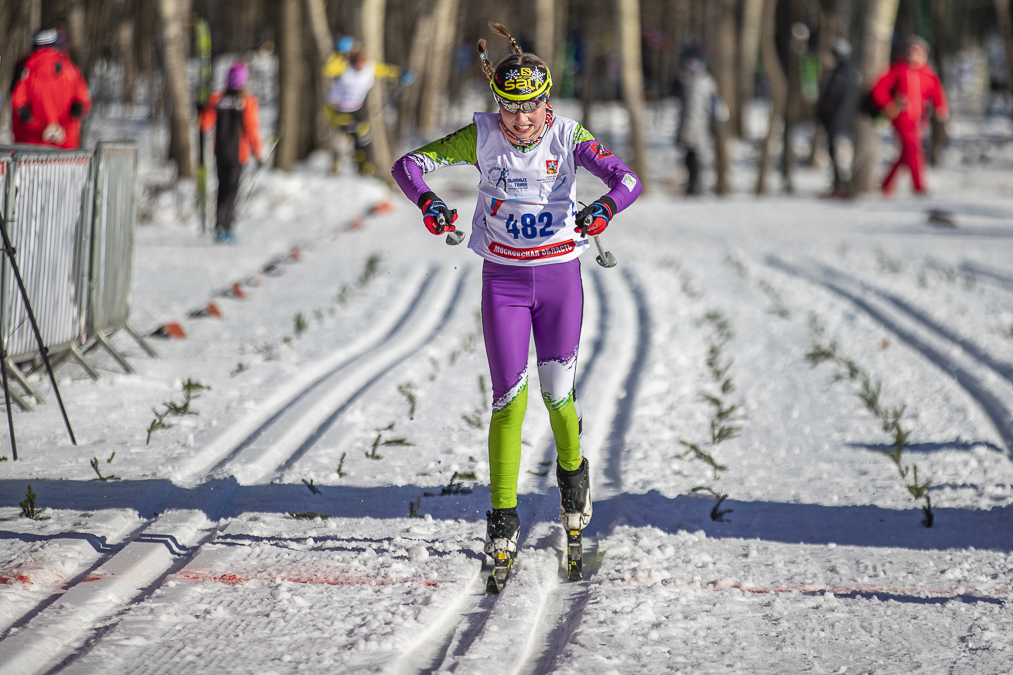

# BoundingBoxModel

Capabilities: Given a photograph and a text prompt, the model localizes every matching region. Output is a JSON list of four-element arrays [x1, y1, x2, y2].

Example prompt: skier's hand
[[419, 191, 458, 235], [575, 197, 615, 238], [42, 124, 66, 144]]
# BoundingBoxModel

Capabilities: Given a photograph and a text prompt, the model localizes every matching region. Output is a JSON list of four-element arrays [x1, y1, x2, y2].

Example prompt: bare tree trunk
[[399, 3, 436, 142], [113, 0, 137, 106], [535, 0, 555, 67], [67, 0, 89, 74], [996, 0, 1013, 87], [0, 0, 42, 139], [362, 0, 394, 181], [276, 0, 304, 171], [852, 0, 901, 195], [739, 0, 766, 137], [159, 0, 194, 178], [755, 0, 788, 195], [617, 0, 650, 191], [930, 0, 950, 165], [712, 0, 736, 194], [580, 10, 597, 129], [305, 0, 333, 166], [418, 0, 459, 135]]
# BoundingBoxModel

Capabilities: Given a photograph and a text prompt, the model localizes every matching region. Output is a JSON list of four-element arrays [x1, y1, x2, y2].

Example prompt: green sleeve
[[573, 124, 596, 144], [414, 123, 478, 167]]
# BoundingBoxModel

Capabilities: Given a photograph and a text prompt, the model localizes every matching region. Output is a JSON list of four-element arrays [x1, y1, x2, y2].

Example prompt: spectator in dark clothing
[[11, 29, 91, 149], [816, 38, 861, 197], [199, 61, 264, 244]]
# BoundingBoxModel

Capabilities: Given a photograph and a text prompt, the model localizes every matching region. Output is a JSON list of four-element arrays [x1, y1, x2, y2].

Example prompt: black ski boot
[[557, 458, 592, 580], [485, 507, 519, 593]]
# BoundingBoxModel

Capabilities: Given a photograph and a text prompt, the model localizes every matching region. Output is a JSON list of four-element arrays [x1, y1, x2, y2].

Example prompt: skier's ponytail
[[477, 38, 495, 80], [489, 22, 523, 55]]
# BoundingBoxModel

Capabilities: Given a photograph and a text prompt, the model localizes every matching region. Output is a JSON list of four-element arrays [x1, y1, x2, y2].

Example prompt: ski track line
[[435, 269, 646, 675], [0, 264, 433, 643], [819, 263, 1013, 386], [176, 262, 434, 484], [0, 266, 465, 675], [376, 271, 603, 672], [528, 269, 652, 675], [768, 257, 1013, 454], [956, 261, 1013, 293]]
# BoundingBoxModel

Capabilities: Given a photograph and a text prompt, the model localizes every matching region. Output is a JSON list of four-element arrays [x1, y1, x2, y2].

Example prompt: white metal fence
[[0, 142, 151, 408]]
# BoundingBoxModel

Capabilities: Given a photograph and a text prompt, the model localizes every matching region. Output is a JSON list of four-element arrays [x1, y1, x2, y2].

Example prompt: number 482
[[505, 213, 554, 240]]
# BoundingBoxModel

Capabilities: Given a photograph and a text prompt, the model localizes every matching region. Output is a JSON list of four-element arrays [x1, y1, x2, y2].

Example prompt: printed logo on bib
[[487, 166, 529, 193], [546, 159, 559, 174], [489, 239, 576, 261]]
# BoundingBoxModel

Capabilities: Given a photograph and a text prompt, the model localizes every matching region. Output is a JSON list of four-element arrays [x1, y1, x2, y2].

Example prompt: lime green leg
[[543, 390, 582, 472], [488, 382, 528, 510]]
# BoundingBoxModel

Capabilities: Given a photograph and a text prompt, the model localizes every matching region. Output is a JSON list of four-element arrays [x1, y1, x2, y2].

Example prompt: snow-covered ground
[[2, 102, 1013, 674]]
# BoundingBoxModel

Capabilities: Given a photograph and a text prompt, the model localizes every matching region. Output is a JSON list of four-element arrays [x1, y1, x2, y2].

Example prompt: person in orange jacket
[[869, 36, 949, 195], [199, 61, 264, 244], [11, 29, 91, 149]]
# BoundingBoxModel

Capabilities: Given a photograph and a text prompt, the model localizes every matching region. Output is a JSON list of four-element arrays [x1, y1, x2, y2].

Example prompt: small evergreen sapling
[[302, 478, 321, 495], [20, 484, 49, 520], [408, 496, 422, 518], [397, 383, 417, 418], [336, 452, 347, 477], [806, 315, 934, 527], [692, 486, 733, 522], [288, 511, 330, 520], [294, 312, 308, 335], [90, 457, 121, 481]]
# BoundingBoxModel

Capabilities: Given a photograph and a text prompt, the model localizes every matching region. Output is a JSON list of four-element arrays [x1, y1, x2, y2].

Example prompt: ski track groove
[[767, 256, 1013, 455], [0, 266, 436, 645], [389, 269, 613, 675], [527, 269, 651, 675], [0, 266, 467, 675], [424, 268, 648, 675]]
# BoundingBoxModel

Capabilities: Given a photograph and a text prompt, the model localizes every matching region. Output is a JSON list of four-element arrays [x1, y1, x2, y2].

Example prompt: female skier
[[391, 23, 642, 579]]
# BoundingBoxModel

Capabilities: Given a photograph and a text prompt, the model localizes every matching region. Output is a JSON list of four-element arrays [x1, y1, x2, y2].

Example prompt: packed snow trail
[[423, 269, 648, 674], [769, 257, 1013, 453], [0, 266, 464, 675]]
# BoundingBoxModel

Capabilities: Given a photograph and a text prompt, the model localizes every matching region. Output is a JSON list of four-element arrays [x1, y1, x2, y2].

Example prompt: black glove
[[69, 101, 84, 118]]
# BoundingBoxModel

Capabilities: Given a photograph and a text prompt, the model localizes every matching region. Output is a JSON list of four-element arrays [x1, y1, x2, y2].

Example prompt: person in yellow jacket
[[323, 39, 411, 176]]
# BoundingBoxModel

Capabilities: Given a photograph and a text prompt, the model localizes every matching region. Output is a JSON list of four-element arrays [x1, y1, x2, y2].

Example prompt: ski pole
[[234, 135, 280, 220], [436, 211, 465, 246], [581, 213, 617, 268]]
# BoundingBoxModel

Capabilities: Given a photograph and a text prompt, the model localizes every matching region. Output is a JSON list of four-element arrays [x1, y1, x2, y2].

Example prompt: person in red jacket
[[11, 29, 91, 149], [199, 61, 264, 244], [870, 36, 949, 195]]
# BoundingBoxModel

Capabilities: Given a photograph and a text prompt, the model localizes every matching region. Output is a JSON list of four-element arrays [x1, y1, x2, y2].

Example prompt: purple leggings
[[482, 259, 584, 507], [482, 259, 583, 407]]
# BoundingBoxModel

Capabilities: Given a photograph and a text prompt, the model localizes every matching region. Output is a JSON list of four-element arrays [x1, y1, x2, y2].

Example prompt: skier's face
[[499, 102, 547, 141], [908, 45, 928, 68]]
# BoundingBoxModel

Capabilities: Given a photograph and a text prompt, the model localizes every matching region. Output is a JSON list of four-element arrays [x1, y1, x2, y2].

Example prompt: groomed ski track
[[387, 268, 651, 675], [769, 257, 1013, 455], [0, 264, 467, 675]]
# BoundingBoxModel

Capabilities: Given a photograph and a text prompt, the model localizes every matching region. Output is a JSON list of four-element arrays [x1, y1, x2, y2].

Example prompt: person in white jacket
[[676, 51, 728, 196]]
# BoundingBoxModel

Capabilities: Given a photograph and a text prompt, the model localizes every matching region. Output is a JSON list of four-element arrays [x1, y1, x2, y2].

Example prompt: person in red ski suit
[[869, 36, 949, 195], [11, 29, 91, 150]]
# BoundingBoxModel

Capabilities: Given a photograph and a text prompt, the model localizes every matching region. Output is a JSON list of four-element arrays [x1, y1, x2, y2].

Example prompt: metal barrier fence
[[2, 150, 93, 363], [88, 142, 154, 370], [0, 142, 151, 409]]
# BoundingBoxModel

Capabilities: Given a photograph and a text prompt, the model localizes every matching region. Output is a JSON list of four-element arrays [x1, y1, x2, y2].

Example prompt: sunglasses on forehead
[[494, 93, 548, 114]]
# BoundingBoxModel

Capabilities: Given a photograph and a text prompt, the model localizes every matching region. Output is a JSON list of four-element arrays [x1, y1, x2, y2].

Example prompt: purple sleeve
[[392, 153, 431, 209], [573, 141, 643, 214]]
